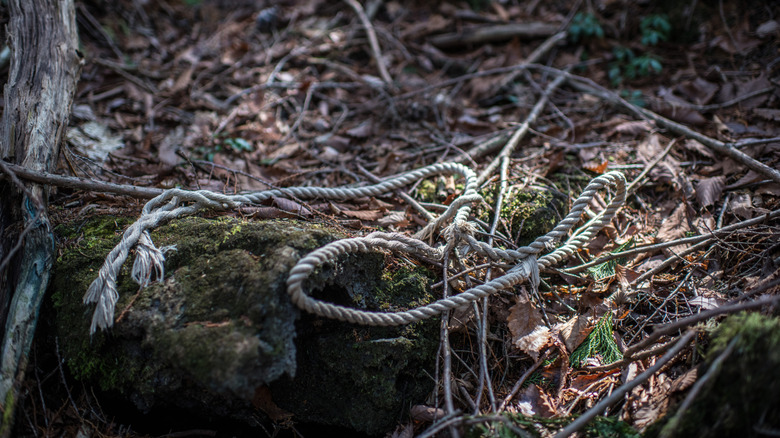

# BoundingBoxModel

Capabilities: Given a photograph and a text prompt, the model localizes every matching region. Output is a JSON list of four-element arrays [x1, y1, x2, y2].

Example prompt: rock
[[49, 216, 439, 435]]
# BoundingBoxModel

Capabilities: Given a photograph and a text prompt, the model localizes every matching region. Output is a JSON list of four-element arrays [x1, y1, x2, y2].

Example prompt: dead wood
[[0, 0, 81, 433]]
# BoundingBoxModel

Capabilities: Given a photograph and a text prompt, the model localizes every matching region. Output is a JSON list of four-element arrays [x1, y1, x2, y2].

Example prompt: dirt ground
[[4, 0, 779, 436]]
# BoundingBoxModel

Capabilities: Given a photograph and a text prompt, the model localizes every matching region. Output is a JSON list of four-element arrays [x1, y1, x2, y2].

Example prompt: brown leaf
[[271, 196, 311, 216], [655, 203, 691, 255], [515, 384, 558, 417], [410, 405, 446, 422], [695, 176, 725, 208], [669, 368, 698, 393], [609, 120, 653, 137], [729, 193, 754, 219], [637, 134, 681, 184], [681, 139, 716, 159], [675, 77, 719, 105], [341, 209, 384, 221], [651, 97, 708, 126], [736, 75, 771, 109], [552, 313, 593, 354], [376, 210, 408, 227], [507, 291, 551, 361], [346, 121, 374, 138]]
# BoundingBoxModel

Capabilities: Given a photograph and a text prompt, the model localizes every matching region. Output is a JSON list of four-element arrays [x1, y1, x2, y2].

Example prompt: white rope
[[83, 161, 625, 334]]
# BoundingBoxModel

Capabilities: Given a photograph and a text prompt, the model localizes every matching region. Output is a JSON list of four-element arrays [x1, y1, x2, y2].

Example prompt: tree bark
[[0, 0, 81, 433]]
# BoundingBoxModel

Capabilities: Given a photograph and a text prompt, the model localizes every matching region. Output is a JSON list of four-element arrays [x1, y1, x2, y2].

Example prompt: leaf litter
[[15, 0, 780, 436]]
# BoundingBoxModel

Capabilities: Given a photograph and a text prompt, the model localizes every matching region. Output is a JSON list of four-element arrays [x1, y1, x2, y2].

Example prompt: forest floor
[[4, 0, 780, 436]]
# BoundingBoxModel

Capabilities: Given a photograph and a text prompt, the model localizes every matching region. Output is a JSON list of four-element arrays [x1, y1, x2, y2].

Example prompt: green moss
[[648, 313, 780, 438], [480, 185, 567, 246], [49, 215, 441, 432], [270, 258, 440, 434]]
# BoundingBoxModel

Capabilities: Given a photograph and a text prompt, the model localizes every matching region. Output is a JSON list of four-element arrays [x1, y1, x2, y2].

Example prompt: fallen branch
[[477, 71, 569, 186], [343, 0, 393, 86], [429, 22, 558, 49], [624, 294, 780, 358], [553, 68, 780, 185], [1, 162, 164, 199]]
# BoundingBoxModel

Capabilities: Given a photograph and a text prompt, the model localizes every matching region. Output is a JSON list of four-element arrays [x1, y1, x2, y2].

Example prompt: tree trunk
[[0, 0, 81, 433]]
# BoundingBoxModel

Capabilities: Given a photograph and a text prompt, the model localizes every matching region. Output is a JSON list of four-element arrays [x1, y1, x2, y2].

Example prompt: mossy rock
[[48, 216, 439, 435], [647, 312, 780, 438], [480, 185, 568, 246]]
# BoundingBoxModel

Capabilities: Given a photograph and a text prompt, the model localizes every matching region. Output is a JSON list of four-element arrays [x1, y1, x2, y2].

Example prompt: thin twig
[[553, 330, 697, 438], [626, 138, 677, 194], [343, 0, 393, 86], [658, 335, 739, 438], [477, 71, 569, 186], [498, 350, 549, 411], [563, 208, 780, 275], [624, 294, 780, 359], [556, 68, 780, 185]]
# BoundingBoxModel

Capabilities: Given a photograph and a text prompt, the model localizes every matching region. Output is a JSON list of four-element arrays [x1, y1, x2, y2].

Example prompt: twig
[[439, 251, 460, 438], [681, 86, 774, 112], [429, 22, 558, 49], [553, 330, 697, 438], [357, 164, 434, 221], [562, 208, 780, 274], [477, 71, 569, 186], [2, 162, 164, 198], [658, 335, 739, 438], [626, 138, 677, 194], [343, 0, 393, 86], [557, 69, 780, 185], [498, 350, 549, 411], [623, 294, 780, 359], [584, 335, 682, 373]]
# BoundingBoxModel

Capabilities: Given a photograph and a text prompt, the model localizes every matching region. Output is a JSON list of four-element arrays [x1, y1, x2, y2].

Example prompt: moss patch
[[648, 312, 780, 438], [49, 215, 440, 433], [480, 185, 568, 246]]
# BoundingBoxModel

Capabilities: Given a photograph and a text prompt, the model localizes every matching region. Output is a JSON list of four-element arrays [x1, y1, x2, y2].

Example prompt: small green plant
[[195, 137, 253, 161], [640, 14, 671, 46], [569, 12, 604, 43], [586, 238, 634, 281], [570, 313, 622, 368], [222, 137, 253, 153], [608, 46, 662, 86], [620, 89, 646, 107]]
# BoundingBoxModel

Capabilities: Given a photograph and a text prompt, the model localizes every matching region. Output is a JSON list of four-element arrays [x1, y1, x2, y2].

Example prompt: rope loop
[[83, 161, 625, 333]]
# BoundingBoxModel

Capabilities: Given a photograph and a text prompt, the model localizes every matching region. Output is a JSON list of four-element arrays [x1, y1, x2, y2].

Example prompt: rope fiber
[[83, 162, 625, 334]]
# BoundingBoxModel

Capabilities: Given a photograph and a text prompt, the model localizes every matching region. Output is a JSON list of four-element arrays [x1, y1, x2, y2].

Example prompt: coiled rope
[[84, 161, 625, 334]]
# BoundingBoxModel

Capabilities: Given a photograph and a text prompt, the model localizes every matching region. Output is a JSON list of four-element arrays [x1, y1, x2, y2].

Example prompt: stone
[[49, 216, 439, 435]]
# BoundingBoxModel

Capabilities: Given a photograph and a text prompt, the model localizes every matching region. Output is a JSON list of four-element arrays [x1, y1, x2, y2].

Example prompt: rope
[[83, 161, 625, 334]]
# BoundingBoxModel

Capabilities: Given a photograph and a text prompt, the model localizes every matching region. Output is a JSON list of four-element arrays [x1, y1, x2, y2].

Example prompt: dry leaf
[[346, 121, 373, 138], [695, 176, 725, 208], [669, 367, 698, 393], [410, 405, 446, 422], [341, 209, 384, 221], [376, 211, 407, 227], [729, 193, 754, 219], [655, 203, 692, 256], [552, 313, 593, 354], [682, 139, 716, 159], [516, 384, 558, 417], [507, 292, 551, 361], [271, 196, 311, 216], [609, 120, 653, 136], [675, 77, 718, 105]]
